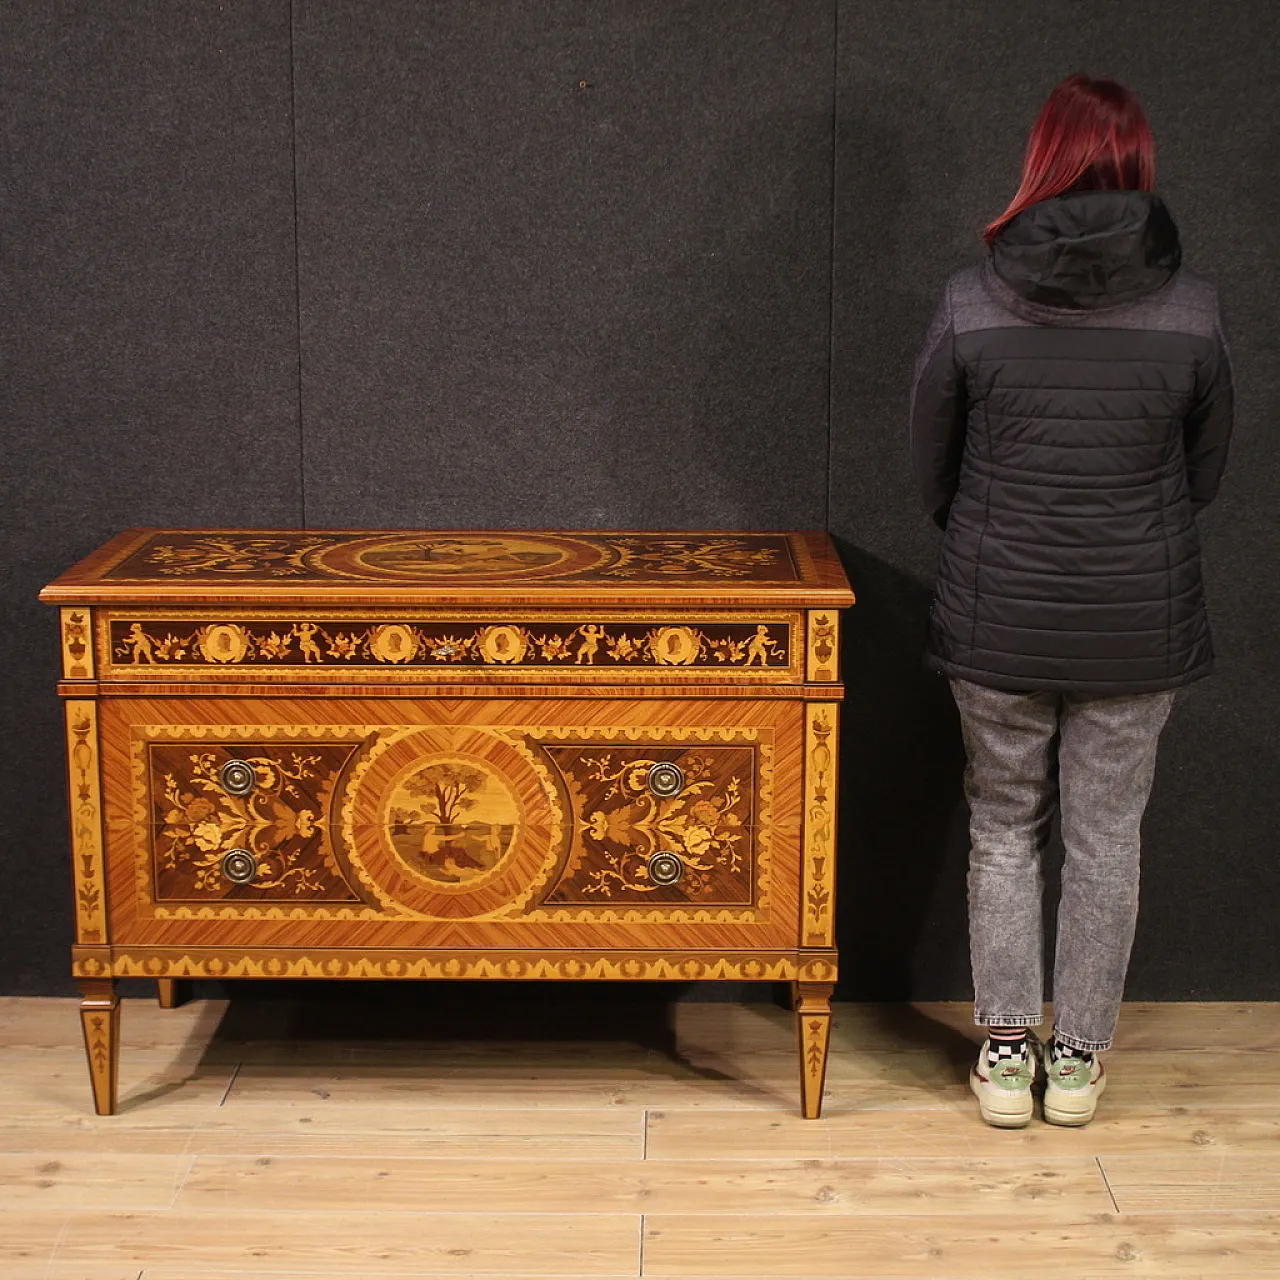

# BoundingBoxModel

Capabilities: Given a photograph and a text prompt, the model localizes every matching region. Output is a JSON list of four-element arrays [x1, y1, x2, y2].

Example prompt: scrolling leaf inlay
[[109, 618, 789, 670], [103, 531, 805, 585], [150, 744, 361, 900], [600, 537, 789, 580], [545, 745, 755, 904]]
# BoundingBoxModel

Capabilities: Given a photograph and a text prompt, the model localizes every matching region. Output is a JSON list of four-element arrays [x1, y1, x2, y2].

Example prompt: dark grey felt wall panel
[[0, 3, 300, 992], [830, 0, 1280, 1000], [293, 0, 834, 530], [3, 3, 1275, 1001]]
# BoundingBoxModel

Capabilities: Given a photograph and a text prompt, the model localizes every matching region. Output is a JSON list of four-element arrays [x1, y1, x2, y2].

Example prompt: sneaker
[[969, 1032, 1041, 1128], [1043, 1038, 1106, 1126]]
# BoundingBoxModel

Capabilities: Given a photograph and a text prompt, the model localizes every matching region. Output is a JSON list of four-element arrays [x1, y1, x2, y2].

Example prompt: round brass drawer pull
[[220, 848, 258, 884], [646, 761, 685, 798], [219, 759, 256, 797], [648, 850, 685, 886]]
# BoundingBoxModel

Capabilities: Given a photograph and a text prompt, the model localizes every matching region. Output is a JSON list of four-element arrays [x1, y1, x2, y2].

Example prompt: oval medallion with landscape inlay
[[386, 755, 521, 889], [341, 726, 567, 919], [318, 533, 608, 584]]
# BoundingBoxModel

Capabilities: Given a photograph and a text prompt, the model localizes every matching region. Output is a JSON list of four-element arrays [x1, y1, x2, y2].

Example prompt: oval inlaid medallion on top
[[319, 534, 608, 584]]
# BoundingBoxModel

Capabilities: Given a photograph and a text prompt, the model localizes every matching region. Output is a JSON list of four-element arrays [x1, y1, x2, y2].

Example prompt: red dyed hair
[[984, 74, 1155, 244]]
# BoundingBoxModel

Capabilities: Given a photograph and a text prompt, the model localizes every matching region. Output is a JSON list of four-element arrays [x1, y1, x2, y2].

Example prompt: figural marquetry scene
[[42, 529, 854, 1118], [106, 615, 793, 673]]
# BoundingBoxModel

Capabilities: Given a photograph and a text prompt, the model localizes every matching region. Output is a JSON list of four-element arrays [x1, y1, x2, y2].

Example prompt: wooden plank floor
[[0, 995, 1278, 1278]]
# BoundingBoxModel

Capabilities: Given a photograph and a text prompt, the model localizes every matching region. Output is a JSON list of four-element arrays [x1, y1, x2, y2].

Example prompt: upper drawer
[[90, 608, 809, 685]]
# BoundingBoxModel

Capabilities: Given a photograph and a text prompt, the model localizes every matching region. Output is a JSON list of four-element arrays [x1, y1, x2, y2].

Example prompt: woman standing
[[910, 74, 1233, 1127]]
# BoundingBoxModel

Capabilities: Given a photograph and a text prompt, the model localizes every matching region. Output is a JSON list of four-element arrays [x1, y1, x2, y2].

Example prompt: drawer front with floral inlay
[[540, 743, 757, 906], [104, 698, 798, 952], [146, 741, 365, 903]]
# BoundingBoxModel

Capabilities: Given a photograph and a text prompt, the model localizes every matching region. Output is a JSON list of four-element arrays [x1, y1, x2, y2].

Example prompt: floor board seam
[[1095, 1157, 1126, 1213], [217, 1063, 242, 1108]]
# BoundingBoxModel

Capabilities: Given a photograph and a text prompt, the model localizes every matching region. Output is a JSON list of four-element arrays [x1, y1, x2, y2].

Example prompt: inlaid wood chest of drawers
[[42, 529, 854, 1116]]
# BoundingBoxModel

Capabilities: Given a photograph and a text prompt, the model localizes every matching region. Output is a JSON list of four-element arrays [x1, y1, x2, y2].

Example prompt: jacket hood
[[989, 190, 1181, 313]]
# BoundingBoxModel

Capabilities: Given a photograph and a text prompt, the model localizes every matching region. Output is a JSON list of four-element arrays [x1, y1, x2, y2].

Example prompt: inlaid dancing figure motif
[[745, 624, 780, 667], [294, 622, 323, 663], [575, 623, 604, 664], [124, 622, 155, 663]]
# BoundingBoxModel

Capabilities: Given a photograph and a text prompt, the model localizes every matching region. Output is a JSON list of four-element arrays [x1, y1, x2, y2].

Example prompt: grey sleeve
[[1184, 311, 1234, 514], [910, 279, 967, 530]]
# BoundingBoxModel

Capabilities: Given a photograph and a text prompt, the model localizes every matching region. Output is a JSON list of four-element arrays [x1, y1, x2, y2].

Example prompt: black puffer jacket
[[911, 190, 1233, 694]]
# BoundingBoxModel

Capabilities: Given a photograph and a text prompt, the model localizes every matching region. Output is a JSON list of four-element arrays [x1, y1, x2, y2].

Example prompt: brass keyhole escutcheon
[[220, 848, 258, 884], [647, 761, 685, 798], [648, 850, 685, 886], [219, 758, 256, 797]]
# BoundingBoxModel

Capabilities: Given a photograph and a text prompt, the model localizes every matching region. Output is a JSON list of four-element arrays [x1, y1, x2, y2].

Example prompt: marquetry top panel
[[41, 529, 854, 608]]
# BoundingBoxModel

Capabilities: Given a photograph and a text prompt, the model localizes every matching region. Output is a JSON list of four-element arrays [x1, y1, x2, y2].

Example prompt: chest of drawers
[[43, 529, 853, 1116]]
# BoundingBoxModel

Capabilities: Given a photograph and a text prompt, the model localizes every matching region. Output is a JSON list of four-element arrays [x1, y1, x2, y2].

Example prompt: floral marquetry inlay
[[60, 608, 95, 678], [542, 743, 760, 905], [65, 701, 107, 942], [600, 537, 790, 580], [129, 722, 775, 924], [145, 742, 363, 901], [105, 615, 793, 672], [801, 704, 839, 947], [806, 610, 840, 682], [98, 530, 806, 586]]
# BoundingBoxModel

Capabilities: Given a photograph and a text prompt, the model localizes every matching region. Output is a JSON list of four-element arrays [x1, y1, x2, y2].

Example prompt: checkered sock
[[1050, 1037, 1095, 1065], [986, 1027, 1030, 1069]]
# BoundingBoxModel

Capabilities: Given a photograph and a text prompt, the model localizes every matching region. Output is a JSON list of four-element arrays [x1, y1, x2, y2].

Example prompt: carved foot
[[78, 979, 120, 1115], [794, 980, 834, 1120]]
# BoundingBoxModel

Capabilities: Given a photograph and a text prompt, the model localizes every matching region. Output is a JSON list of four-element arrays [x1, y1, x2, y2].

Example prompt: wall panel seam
[[825, 0, 840, 533], [289, 0, 306, 528]]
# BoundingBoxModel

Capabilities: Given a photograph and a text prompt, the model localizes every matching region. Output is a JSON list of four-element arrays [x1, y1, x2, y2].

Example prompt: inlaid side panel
[[65, 700, 108, 944], [60, 608, 95, 680], [801, 702, 839, 948]]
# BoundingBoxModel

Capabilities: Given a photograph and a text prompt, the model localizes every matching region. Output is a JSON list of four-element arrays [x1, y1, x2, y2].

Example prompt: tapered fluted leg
[[794, 980, 834, 1119], [156, 978, 187, 1009], [78, 978, 120, 1115]]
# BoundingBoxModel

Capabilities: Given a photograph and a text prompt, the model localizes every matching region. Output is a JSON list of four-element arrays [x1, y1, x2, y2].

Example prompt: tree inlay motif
[[387, 758, 520, 886]]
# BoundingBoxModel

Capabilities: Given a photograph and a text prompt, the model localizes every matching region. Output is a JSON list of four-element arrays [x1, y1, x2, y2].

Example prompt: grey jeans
[[949, 678, 1177, 1052]]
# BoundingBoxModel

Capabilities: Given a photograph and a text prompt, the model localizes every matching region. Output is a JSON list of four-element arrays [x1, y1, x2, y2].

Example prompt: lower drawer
[[99, 695, 807, 951]]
